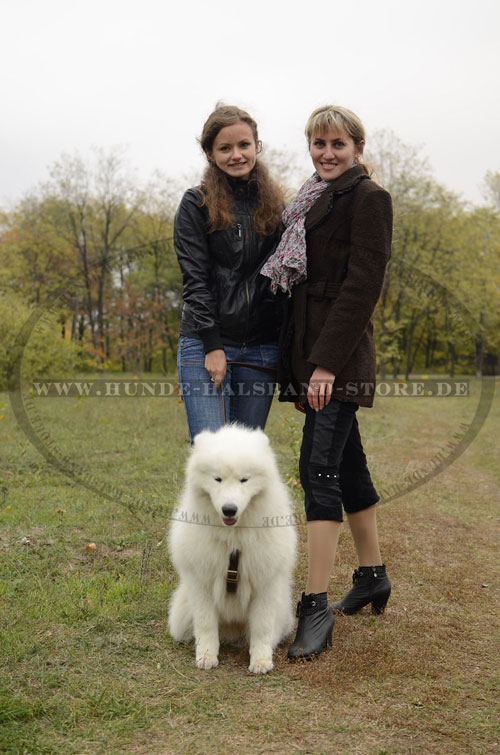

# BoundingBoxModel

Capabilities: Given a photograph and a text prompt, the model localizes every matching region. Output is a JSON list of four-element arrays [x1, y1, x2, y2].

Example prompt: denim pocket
[[178, 337, 205, 365], [259, 343, 278, 368]]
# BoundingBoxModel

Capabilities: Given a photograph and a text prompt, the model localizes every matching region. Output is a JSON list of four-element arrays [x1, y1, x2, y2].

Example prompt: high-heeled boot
[[330, 565, 391, 615], [287, 592, 335, 660]]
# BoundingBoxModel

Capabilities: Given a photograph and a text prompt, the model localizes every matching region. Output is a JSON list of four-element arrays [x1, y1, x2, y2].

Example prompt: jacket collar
[[227, 175, 258, 198], [305, 165, 370, 230], [326, 163, 368, 193]]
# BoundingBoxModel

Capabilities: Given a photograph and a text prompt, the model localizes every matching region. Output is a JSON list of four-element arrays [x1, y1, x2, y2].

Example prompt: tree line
[[1, 137, 499, 390]]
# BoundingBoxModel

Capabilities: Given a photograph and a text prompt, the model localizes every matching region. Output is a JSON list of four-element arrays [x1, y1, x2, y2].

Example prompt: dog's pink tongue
[[223, 517, 237, 526]]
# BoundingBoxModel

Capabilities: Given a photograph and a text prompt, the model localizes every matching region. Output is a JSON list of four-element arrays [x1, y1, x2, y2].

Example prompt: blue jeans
[[177, 336, 278, 442]]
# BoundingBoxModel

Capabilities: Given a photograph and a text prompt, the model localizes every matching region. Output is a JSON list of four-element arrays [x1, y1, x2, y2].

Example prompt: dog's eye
[[240, 478, 248, 483], [214, 477, 222, 483]]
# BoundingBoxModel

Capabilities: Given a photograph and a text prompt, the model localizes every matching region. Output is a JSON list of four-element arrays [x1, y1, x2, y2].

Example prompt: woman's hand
[[205, 349, 227, 388], [307, 366, 335, 411]]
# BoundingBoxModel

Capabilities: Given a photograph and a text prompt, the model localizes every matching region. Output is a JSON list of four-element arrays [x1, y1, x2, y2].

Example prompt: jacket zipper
[[239, 221, 250, 343], [244, 280, 250, 343]]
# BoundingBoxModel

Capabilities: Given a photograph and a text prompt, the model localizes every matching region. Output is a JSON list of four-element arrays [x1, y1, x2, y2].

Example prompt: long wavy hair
[[198, 104, 283, 235]]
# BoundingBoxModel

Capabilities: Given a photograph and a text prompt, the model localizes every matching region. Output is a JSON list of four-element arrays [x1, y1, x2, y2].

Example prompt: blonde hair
[[305, 105, 369, 174]]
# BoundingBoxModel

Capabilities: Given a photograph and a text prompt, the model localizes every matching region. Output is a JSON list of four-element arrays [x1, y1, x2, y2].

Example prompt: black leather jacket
[[174, 180, 282, 353]]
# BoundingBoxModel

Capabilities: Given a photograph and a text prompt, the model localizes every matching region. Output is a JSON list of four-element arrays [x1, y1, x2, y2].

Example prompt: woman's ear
[[256, 140, 263, 155]]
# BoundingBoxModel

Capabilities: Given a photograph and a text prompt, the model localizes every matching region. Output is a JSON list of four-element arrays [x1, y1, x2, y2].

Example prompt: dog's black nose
[[222, 504, 238, 518]]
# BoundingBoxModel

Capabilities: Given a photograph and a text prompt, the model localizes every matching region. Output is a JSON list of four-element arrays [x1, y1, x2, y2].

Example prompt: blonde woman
[[262, 105, 393, 659]]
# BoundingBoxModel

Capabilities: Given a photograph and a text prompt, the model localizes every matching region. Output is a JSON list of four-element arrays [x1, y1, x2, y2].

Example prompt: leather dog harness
[[217, 362, 271, 590], [226, 550, 240, 593]]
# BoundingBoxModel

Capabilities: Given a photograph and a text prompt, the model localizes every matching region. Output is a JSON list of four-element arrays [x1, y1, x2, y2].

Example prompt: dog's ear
[[192, 430, 213, 450], [255, 429, 270, 447]]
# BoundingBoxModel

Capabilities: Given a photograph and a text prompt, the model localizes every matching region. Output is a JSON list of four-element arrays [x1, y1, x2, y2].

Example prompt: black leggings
[[299, 399, 379, 522]]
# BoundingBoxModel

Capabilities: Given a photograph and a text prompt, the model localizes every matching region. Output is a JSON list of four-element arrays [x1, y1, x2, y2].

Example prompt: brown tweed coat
[[278, 165, 393, 408]]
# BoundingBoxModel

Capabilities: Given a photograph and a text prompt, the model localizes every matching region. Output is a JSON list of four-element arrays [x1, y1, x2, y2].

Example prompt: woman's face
[[209, 122, 257, 180], [309, 127, 363, 181]]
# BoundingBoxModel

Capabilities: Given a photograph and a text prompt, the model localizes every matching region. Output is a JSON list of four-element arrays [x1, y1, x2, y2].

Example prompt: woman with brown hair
[[175, 103, 284, 441], [262, 105, 393, 659]]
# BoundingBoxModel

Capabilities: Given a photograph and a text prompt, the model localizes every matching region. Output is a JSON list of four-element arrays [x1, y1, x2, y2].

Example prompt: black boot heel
[[287, 592, 335, 660], [371, 595, 390, 615], [330, 565, 391, 615]]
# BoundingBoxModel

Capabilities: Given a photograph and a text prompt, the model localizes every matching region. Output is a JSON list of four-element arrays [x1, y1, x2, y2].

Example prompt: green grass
[[0, 377, 499, 754]]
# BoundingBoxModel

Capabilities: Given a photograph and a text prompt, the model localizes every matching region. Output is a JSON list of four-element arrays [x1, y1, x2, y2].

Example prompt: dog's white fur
[[168, 424, 297, 674]]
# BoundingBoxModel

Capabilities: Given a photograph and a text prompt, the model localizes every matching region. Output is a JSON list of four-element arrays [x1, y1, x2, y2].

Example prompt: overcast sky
[[2, 0, 499, 208]]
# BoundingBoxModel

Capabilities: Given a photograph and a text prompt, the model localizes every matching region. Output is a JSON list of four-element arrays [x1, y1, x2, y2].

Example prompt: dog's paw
[[195, 652, 219, 670], [248, 657, 274, 674]]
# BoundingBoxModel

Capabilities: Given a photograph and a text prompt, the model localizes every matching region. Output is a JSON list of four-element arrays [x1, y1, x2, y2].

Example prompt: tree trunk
[[448, 342, 456, 377], [475, 309, 486, 377]]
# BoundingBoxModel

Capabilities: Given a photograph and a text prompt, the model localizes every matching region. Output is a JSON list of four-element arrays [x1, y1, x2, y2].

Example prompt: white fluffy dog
[[168, 424, 297, 674]]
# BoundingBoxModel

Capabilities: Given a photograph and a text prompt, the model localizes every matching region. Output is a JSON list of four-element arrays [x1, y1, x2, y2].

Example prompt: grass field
[[0, 377, 499, 754]]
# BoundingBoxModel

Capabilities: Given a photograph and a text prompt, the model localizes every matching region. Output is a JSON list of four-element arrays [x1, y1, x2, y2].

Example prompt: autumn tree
[[483, 170, 500, 211], [367, 131, 471, 377], [0, 195, 74, 306], [126, 174, 182, 372], [44, 147, 144, 361]]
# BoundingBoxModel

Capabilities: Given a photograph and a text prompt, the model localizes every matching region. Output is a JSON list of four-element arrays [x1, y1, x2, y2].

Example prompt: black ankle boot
[[330, 565, 391, 615], [287, 592, 335, 660]]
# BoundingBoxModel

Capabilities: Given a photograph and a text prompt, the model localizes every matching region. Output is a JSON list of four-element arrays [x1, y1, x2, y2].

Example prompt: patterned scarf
[[260, 171, 329, 294]]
